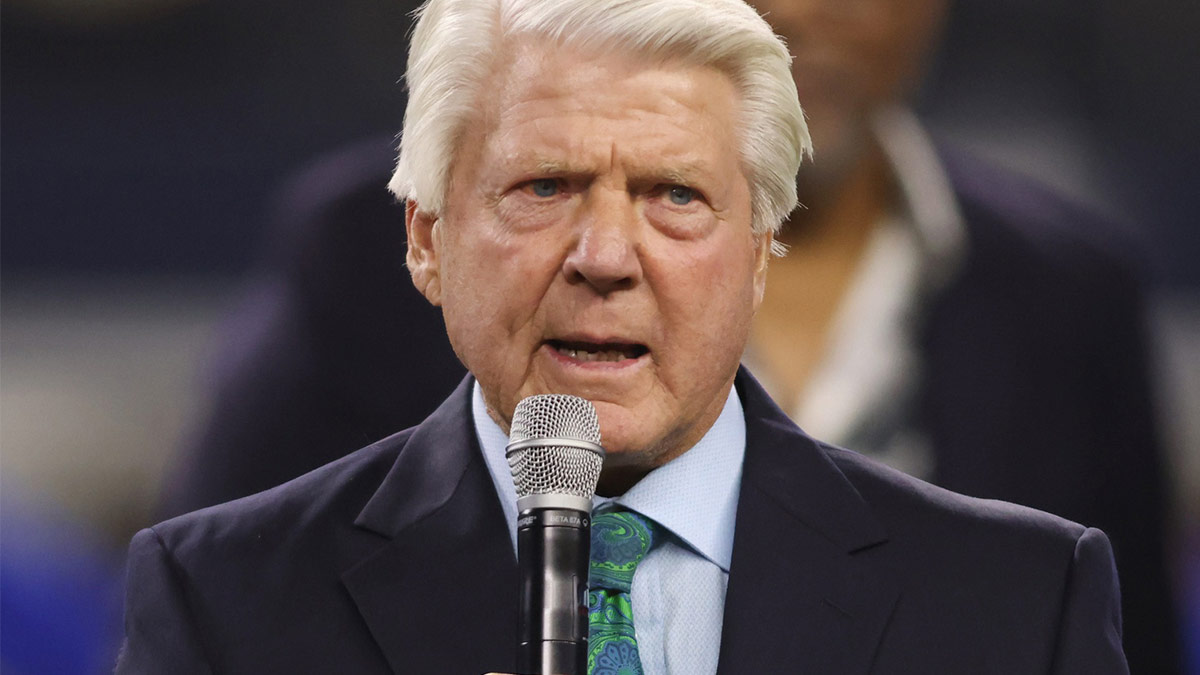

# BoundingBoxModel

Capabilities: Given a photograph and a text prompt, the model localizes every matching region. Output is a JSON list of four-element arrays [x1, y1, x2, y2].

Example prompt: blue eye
[[530, 179, 559, 197], [667, 185, 695, 205]]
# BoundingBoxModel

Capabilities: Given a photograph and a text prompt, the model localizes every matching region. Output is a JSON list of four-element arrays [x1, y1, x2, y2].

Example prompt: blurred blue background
[[2, 0, 1197, 671]]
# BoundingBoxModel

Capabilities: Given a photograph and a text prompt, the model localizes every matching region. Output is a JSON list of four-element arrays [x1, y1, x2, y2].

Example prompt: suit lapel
[[341, 378, 520, 674], [717, 371, 899, 675], [338, 372, 899, 673]]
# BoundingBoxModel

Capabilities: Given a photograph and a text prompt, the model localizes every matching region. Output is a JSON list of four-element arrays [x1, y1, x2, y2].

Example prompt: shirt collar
[[472, 381, 746, 572]]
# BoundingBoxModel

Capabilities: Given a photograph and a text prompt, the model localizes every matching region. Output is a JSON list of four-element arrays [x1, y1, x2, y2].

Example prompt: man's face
[[407, 41, 768, 482], [750, 0, 948, 187]]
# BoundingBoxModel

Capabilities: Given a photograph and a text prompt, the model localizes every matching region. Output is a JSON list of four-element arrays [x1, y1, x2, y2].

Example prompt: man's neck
[[750, 146, 895, 410]]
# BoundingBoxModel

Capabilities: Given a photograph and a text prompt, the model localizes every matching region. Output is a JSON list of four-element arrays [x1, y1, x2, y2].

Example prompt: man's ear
[[751, 229, 772, 310], [405, 200, 443, 306]]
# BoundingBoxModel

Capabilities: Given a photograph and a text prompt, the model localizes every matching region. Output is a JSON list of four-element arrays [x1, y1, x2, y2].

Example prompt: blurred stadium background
[[2, 0, 1197, 671]]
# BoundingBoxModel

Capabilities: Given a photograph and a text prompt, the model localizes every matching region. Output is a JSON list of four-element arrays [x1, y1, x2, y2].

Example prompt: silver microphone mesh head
[[506, 394, 604, 499]]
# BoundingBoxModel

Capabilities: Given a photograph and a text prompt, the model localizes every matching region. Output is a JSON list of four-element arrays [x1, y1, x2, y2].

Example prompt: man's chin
[[592, 421, 685, 478], [591, 403, 653, 452], [593, 446, 665, 497]]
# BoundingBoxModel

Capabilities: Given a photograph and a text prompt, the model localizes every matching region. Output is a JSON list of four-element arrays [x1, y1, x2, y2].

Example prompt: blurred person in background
[[745, 0, 1180, 671], [157, 0, 1180, 670], [156, 134, 464, 515]]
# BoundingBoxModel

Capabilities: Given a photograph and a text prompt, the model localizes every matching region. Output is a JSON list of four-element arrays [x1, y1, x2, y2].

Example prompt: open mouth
[[546, 339, 649, 363]]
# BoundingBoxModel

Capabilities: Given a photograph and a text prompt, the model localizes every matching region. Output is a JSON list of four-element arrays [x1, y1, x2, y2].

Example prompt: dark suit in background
[[157, 137, 1176, 671], [160, 137, 465, 517], [924, 150, 1177, 673], [125, 372, 1127, 673]]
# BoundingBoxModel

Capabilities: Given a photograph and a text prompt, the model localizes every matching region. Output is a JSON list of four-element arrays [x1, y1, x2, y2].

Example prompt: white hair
[[389, 0, 811, 251]]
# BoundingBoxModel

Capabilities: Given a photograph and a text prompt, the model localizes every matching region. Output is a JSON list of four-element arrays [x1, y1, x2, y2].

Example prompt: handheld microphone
[[506, 395, 605, 675]]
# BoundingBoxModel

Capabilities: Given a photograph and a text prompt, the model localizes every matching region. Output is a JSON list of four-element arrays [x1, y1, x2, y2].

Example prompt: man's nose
[[561, 189, 643, 295]]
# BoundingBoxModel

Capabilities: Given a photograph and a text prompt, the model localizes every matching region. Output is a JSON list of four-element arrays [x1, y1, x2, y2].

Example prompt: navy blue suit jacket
[[121, 371, 1128, 673]]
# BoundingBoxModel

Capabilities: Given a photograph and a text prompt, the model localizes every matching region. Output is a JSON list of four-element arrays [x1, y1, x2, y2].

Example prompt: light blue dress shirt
[[473, 382, 745, 675]]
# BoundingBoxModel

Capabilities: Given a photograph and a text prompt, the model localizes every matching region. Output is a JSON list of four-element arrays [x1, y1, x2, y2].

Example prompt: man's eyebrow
[[512, 153, 718, 185], [628, 161, 715, 186], [499, 155, 591, 177], [534, 159, 584, 175]]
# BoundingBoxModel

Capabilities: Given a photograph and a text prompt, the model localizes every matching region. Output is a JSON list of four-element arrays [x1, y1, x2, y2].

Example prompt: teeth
[[555, 345, 634, 362]]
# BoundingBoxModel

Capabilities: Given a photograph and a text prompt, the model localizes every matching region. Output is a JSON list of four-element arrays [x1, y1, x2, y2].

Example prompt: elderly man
[[118, 0, 1128, 673]]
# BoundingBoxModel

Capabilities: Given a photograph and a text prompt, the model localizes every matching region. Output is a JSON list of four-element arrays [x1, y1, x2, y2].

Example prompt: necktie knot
[[590, 510, 658, 593]]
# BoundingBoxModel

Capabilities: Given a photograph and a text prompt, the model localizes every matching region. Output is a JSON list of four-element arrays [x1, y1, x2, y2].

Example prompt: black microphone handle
[[516, 506, 591, 675]]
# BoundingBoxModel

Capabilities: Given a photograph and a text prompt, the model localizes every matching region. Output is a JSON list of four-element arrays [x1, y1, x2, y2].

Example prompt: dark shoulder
[[940, 147, 1148, 288], [150, 428, 414, 557], [815, 442, 1125, 672], [824, 442, 1087, 553], [934, 148, 1154, 354]]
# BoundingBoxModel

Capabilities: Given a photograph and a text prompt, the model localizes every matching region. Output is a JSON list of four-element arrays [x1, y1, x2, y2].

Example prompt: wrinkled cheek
[[441, 284, 536, 403], [438, 264, 501, 367], [439, 296, 486, 375], [680, 276, 757, 369]]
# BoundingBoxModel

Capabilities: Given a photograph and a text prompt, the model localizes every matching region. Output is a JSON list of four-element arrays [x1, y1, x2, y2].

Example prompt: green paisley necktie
[[588, 509, 659, 675]]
